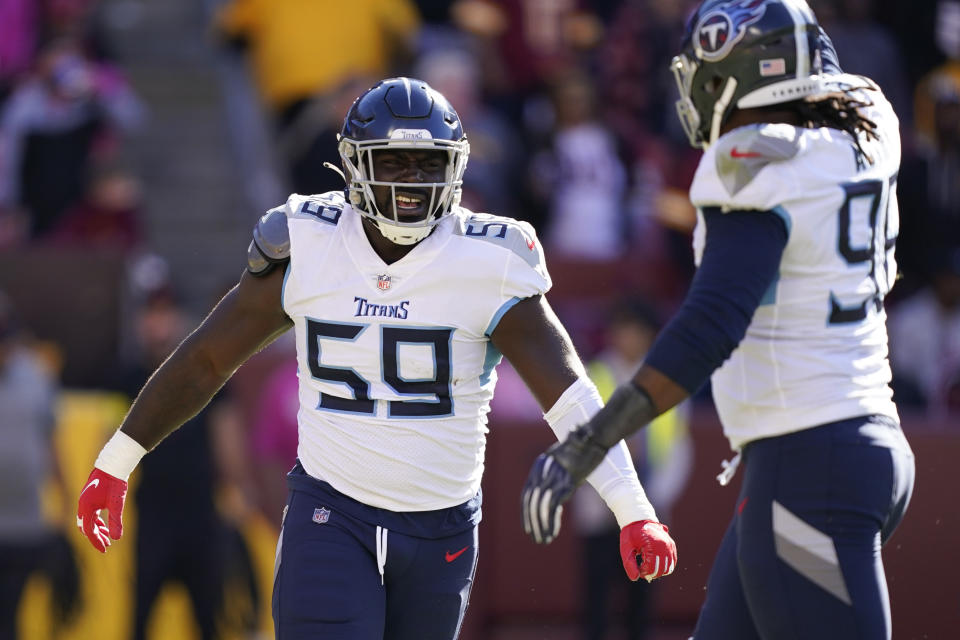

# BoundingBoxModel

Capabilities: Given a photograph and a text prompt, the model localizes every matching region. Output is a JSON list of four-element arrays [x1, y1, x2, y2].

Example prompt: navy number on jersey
[[306, 319, 453, 418], [300, 200, 342, 225], [381, 327, 453, 417], [307, 321, 375, 413], [829, 175, 897, 324], [465, 222, 508, 238]]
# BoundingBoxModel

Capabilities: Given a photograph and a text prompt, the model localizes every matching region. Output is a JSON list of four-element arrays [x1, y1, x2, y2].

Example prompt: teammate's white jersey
[[689, 74, 900, 450], [281, 191, 549, 511]]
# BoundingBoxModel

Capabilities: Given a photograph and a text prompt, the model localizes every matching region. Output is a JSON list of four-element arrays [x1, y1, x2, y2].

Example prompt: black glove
[[521, 424, 608, 544], [520, 382, 658, 544]]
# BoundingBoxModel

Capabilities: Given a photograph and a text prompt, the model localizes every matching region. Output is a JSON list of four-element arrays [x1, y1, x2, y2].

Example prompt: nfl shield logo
[[377, 274, 392, 290], [312, 507, 330, 524]]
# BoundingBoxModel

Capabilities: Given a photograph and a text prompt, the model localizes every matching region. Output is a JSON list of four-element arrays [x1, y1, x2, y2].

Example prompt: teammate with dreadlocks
[[521, 1, 914, 638]]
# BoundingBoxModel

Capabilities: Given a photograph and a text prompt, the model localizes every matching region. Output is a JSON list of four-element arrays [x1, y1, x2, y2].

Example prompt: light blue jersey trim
[[771, 205, 792, 236], [480, 344, 503, 387], [480, 297, 522, 386], [759, 273, 781, 305], [485, 297, 522, 336], [758, 206, 789, 305]]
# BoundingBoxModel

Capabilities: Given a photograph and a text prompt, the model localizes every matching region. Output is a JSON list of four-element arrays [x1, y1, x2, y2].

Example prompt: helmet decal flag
[[695, 0, 767, 61]]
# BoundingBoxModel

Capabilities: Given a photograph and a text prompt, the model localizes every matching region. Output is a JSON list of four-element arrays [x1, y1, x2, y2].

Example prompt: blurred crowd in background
[[0, 0, 959, 638]]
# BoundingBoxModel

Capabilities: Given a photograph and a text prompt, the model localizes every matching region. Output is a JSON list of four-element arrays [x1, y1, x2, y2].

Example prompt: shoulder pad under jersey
[[458, 212, 545, 270], [247, 207, 290, 276], [712, 125, 802, 199]]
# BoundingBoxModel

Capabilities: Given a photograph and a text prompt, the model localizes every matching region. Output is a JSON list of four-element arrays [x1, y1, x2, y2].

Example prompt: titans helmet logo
[[694, 0, 767, 61]]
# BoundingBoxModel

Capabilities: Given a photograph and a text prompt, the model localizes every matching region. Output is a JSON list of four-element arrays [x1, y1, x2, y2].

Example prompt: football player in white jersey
[[522, 1, 915, 639], [75, 78, 677, 639]]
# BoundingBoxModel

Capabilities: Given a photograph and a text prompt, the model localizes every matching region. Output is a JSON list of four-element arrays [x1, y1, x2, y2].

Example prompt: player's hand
[[619, 520, 677, 582], [521, 424, 609, 544], [76, 468, 128, 553]]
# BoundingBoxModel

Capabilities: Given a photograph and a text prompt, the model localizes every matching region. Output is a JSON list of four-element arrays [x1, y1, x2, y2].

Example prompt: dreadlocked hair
[[794, 89, 880, 165]]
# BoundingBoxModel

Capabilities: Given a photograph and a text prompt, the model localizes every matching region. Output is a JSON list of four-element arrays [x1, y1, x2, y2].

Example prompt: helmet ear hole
[[704, 75, 725, 95]]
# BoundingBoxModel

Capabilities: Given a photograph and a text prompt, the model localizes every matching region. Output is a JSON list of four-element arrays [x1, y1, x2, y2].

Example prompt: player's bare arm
[[76, 265, 291, 552], [496, 295, 689, 454], [489, 294, 581, 410], [519, 204, 790, 589], [497, 295, 676, 580], [121, 266, 291, 450]]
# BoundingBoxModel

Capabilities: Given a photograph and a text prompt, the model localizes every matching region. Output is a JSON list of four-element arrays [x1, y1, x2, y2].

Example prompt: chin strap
[[374, 218, 432, 245]]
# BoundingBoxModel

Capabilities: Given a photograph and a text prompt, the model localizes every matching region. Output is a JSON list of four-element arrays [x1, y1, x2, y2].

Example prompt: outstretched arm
[[77, 265, 292, 552], [493, 296, 676, 581], [121, 267, 291, 449], [492, 296, 655, 524], [521, 208, 788, 552], [489, 294, 581, 409]]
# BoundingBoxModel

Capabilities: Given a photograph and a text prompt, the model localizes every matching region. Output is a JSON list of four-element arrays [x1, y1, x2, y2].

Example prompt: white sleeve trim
[[544, 378, 658, 528]]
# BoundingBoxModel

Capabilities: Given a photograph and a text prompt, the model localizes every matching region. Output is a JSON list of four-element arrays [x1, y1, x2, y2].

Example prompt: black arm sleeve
[[644, 207, 789, 394]]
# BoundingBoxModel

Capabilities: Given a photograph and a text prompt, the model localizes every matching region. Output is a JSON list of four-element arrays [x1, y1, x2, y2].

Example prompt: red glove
[[76, 468, 128, 553], [619, 520, 677, 582]]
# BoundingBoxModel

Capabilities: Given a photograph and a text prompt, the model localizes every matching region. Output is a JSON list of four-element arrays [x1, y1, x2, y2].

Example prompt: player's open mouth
[[393, 190, 431, 220], [396, 194, 423, 210]]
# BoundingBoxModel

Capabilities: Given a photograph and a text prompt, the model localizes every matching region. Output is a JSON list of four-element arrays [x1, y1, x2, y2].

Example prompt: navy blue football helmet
[[671, 0, 827, 148], [338, 77, 470, 245]]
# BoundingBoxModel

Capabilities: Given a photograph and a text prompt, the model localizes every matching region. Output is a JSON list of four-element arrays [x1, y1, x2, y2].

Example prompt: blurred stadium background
[[1, 0, 959, 638]]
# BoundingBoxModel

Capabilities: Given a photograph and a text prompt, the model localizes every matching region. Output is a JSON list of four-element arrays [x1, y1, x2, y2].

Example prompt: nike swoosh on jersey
[[445, 546, 469, 563], [80, 478, 100, 496], [730, 147, 763, 158]]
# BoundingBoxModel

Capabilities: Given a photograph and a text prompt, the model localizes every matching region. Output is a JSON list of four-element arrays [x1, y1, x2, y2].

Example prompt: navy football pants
[[272, 488, 478, 640], [692, 415, 914, 640]]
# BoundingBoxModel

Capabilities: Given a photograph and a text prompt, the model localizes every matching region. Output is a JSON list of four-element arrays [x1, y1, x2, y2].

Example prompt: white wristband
[[543, 377, 604, 439], [544, 378, 659, 528], [588, 449, 659, 527], [94, 431, 148, 481]]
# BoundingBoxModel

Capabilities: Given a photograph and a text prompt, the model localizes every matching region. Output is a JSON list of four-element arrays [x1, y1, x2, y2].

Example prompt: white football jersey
[[689, 74, 900, 450], [281, 191, 550, 511]]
